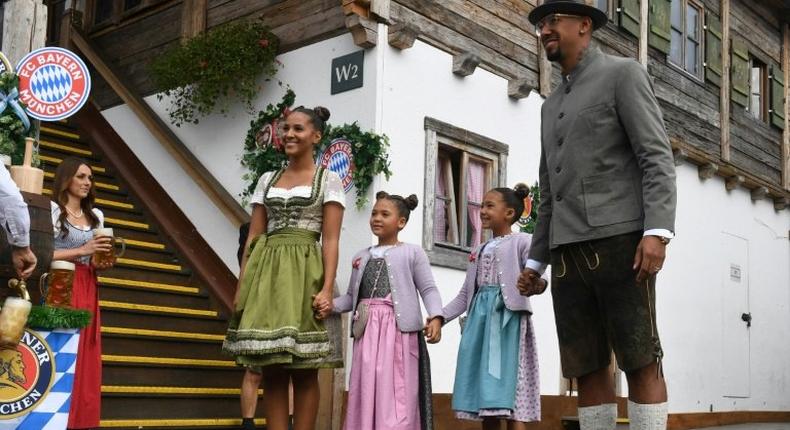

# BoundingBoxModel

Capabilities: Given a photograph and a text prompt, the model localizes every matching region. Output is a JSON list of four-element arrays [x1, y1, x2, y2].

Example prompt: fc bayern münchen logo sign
[[0, 330, 55, 419], [318, 138, 354, 192], [16, 47, 91, 121]]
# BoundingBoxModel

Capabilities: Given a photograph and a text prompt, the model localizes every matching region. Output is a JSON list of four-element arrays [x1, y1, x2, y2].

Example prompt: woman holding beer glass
[[50, 157, 113, 429]]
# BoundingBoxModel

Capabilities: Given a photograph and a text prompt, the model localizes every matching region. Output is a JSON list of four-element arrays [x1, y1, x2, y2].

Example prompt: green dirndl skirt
[[222, 227, 343, 369]]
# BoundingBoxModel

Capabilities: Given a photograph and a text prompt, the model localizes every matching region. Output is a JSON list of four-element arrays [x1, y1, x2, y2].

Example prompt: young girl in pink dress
[[334, 191, 444, 430]]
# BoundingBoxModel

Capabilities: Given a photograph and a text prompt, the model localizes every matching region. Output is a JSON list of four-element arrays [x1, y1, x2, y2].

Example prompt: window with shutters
[[595, 0, 614, 19], [87, 0, 167, 30], [423, 117, 508, 270], [669, 0, 703, 79], [770, 65, 786, 130], [749, 58, 768, 122]]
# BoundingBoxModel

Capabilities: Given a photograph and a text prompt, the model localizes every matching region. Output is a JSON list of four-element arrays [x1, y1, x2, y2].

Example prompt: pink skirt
[[344, 297, 420, 430]]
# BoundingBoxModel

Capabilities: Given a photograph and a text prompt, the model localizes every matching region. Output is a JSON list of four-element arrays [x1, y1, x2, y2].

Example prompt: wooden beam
[[720, 0, 731, 162], [1, 0, 47, 65], [783, 23, 789, 190], [751, 186, 769, 201], [508, 78, 536, 99], [342, 0, 370, 18], [345, 13, 377, 48], [452, 52, 481, 76], [370, 0, 391, 22], [698, 162, 719, 179], [775, 196, 789, 211], [725, 175, 745, 191], [387, 21, 417, 50], [539, 39, 553, 97], [639, 0, 649, 65], [180, 0, 207, 41], [68, 24, 249, 228], [673, 147, 688, 165]]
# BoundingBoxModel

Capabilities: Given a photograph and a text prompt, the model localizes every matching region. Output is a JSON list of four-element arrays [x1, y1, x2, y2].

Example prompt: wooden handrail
[[64, 15, 249, 228], [74, 102, 236, 313]]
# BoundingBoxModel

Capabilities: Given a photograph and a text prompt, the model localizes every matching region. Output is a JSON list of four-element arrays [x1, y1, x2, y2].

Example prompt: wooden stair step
[[102, 336, 226, 360], [44, 171, 121, 192], [99, 418, 265, 429], [104, 216, 152, 231], [100, 395, 260, 420], [102, 385, 246, 395], [102, 355, 233, 369], [113, 257, 186, 274], [99, 300, 217, 318], [101, 326, 223, 342], [103, 363, 241, 388], [102, 308, 229, 333], [98, 276, 199, 295], [39, 154, 106, 173], [40, 125, 83, 141], [100, 286, 209, 310], [39, 139, 94, 157]]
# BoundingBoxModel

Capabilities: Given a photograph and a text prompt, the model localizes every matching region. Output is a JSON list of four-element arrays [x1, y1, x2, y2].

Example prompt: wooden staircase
[[38, 121, 263, 429]]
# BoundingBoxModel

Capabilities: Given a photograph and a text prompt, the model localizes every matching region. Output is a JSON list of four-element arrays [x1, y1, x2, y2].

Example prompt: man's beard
[[547, 47, 563, 62]]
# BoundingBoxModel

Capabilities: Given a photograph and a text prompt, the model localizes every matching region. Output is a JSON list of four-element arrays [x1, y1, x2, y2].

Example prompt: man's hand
[[517, 268, 547, 296], [11, 246, 36, 280], [633, 235, 666, 282]]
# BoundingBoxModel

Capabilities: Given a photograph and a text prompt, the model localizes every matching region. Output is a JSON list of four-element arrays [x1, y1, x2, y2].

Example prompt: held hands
[[423, 316, 443, 344], [633, 235, 666, 282], [311, 290, 333, 320], [517, 268, 548, 296], [11, 246, 37, 280]]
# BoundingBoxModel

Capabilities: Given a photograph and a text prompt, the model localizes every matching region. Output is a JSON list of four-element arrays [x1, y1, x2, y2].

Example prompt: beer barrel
[[0, 191, 53, 304]]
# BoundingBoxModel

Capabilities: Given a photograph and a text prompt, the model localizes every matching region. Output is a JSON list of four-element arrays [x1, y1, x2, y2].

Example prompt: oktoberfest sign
[[0, 330, 55, 419], [16, 47, 91, 121], [317, 138, 354, 192]]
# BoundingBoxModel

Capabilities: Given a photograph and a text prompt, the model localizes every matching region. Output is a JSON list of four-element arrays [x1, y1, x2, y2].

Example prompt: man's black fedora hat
[[528, 0, 608, 30]]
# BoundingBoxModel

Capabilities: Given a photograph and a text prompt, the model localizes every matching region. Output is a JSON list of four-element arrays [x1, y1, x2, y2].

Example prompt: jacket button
[[556, 194, 563, 201], [558, 137, 564, 146], [558, 112, 565, 119], [555, 166, 562, 173], [565, 86, 571, 94]]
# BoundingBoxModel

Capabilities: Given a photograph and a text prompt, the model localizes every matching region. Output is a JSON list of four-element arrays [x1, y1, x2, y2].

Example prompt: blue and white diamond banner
[[0, 328, 79, 430]]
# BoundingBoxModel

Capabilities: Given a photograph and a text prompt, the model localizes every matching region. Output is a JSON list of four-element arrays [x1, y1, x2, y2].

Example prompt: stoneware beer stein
[[39, 260, 76, 307], [0, 279, 32, 348], [91, 227, 126, 267]]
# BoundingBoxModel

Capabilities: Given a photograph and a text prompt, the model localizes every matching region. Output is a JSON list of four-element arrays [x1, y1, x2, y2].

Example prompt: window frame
[[423, 117, 508, 270], [748, 56, 769, 122], [595, 0, 615, 21], [668, 0, 705, 81], [86, 0, 167, 32]]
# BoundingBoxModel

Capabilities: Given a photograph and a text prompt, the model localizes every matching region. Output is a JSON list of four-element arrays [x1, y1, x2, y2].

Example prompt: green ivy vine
[[150, 20, 280, 127], [0, 72, 38, 166], [240, 90, 392, 209]]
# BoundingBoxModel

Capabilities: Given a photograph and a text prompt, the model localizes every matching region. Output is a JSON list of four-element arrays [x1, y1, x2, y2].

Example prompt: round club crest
[[16, 47, 91, 121], [0, 52, 13, 74], [0, 330, 55, 419], [317, 138, 354, 192]]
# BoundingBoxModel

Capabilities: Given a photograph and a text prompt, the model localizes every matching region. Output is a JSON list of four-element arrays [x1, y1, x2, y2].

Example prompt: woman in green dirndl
[[223, 106, 345, 430]]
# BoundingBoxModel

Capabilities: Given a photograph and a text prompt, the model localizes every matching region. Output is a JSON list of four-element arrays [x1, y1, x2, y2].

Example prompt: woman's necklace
[[65, 206, 84, 219]]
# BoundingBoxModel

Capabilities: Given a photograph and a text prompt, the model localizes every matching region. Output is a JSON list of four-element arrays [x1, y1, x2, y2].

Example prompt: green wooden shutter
[[620, 0, 640, 37], [705, 11, 723, 87], [770, 65, 786, 130], [648, 0, 671, 54], [731, 39, 750, 108]]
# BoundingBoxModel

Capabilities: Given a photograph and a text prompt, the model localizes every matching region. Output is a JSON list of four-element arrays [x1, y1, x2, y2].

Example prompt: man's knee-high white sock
[[628, 400, 667, 430], [579, 403, 617, 430]]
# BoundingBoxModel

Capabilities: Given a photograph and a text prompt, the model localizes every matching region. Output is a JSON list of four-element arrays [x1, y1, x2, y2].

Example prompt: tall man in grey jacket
[[518, 1, 676, 430]]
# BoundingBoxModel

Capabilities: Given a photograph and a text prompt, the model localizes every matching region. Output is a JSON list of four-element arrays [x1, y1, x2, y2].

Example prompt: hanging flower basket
[[150, 20, 280, 127]]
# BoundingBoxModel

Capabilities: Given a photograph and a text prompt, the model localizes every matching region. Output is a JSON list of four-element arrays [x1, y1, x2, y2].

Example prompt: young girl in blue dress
[[442, 184, 548, 430]]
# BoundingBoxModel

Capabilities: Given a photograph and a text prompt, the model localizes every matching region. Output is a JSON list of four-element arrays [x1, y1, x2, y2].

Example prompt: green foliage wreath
[[240, 90, 392, 209], [0, 72, 38, 166]]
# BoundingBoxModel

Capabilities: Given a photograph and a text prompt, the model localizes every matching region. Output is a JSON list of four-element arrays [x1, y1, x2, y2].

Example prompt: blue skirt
[[452, 285, 521, 413]]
